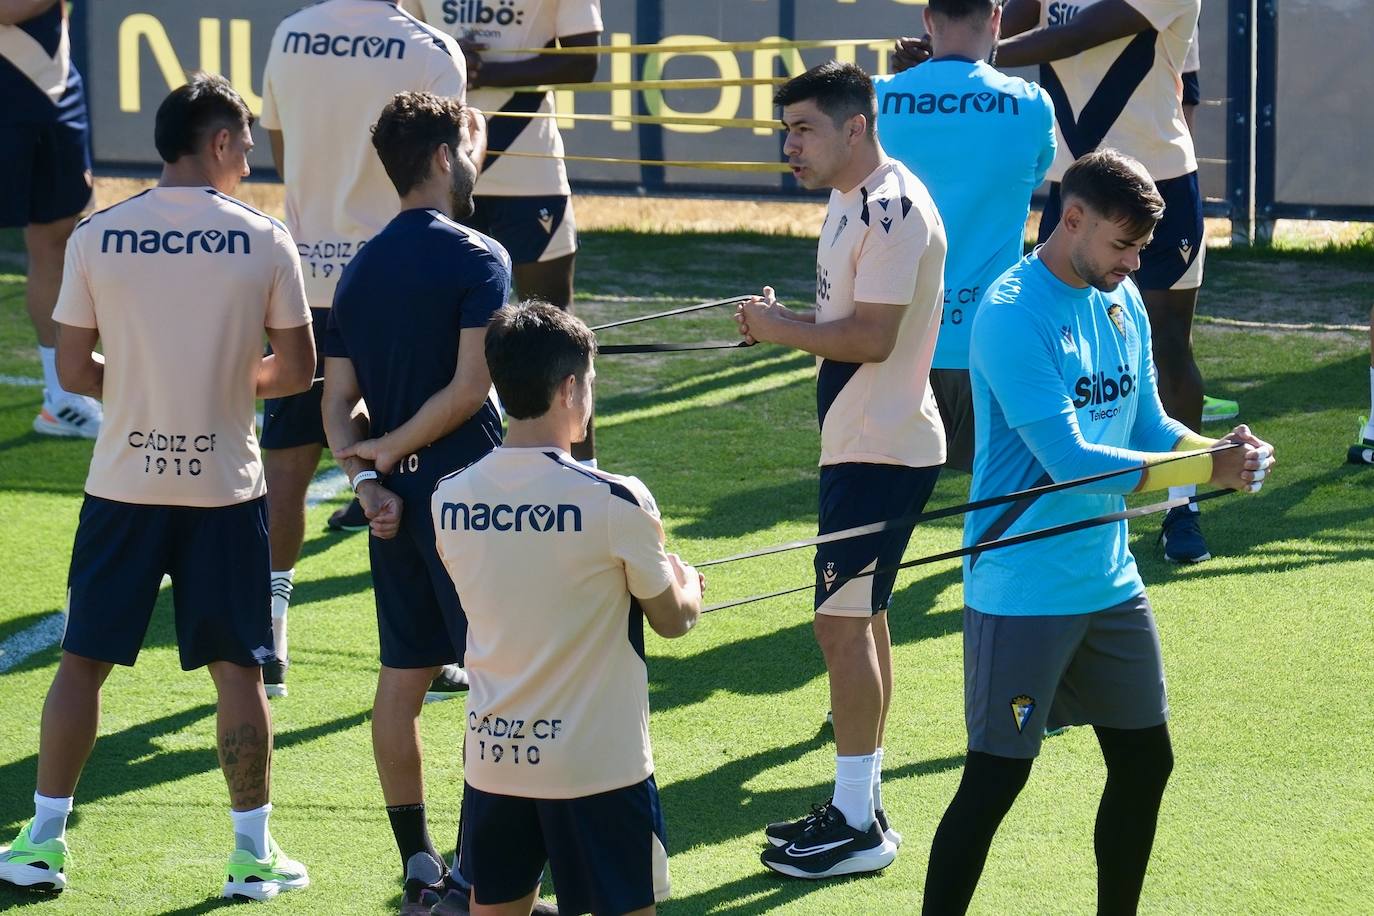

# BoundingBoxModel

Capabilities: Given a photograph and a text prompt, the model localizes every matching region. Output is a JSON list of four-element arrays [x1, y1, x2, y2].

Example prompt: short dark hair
[[153, 73, 253, 164], [485, 301, 597, 420], [773, 61, 876, 135], [371, 91, 465, 196], [1061, 148, 1166, 238], [928, 0, 1001, 20]]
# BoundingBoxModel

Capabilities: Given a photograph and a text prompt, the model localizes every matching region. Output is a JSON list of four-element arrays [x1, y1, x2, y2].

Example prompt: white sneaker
[[423, 664, 468, 703], [33, 392, 101, 439]]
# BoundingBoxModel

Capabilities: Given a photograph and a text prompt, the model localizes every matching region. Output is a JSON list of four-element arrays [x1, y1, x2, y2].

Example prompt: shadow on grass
[[649, 565, 961, 716], [0, 707, 369, 836]]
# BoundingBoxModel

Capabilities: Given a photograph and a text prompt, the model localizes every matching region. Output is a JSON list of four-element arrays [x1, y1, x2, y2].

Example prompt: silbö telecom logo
[[1072, 367, 1137, 421]]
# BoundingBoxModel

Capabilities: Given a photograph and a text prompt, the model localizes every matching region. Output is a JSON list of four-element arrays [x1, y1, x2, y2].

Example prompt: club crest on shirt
[[1107, 304, 1128, 337], [830, 214, 848, 247], [1010, 695, 1036, 732], [822, 562, 838, 591], [537, 208, 554, 234]]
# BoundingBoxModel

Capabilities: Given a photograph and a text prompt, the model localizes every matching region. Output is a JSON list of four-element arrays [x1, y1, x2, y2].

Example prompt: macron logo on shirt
[[882, 90, 1021, 117], [100, 228, 250, 255], [282, 31, 406, 59], [440, 501, 583, 533]]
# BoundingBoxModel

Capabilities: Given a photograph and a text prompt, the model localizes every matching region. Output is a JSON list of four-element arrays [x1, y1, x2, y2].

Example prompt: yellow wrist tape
[[1138, 434, 1219, 491]]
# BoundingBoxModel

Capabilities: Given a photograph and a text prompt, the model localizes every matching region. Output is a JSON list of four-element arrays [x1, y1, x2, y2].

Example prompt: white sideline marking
[[0, 374, 43, 388], [0, 468, 350, 675], [0, 611, 66, 674], [306, 467, 349, 507]]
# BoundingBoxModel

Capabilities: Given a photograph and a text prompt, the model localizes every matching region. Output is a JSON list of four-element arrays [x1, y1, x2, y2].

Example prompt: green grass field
[[1, 227, 1372, 915]]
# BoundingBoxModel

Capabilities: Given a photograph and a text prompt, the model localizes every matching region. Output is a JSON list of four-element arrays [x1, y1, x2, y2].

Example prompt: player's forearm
[[1000, 0, 1042, 39], [58, 355, 103, 398], [378, 382, 488, 460], [0, 0, 57, 26], [322, 391, 373, 480], [476, 55, 597, 89], [997, 2, 1151, 67], [763, 311, 893, 363], [254, 354, 313, 399]]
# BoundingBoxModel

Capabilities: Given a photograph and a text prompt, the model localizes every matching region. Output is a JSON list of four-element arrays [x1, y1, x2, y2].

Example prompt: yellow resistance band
[[490, 150, 790, 173], [1139, 433, 1220, 491], [484, 38, 893, 56], [500, 76, 788, 93], [480, 109, 780, 131]]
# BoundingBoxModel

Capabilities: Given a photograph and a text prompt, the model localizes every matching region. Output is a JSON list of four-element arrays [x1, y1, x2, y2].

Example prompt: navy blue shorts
[[0, 119, 92, 227], [1039, 173, 1204, 291], [458, 776, 670, 915], [261, 308, 330, 451], [64, 495, 273, 671], [370, 466, 468, 668], [468, 194, 576, 265], [814, 463, 941, 616], [1182, 70, 1201, 107]]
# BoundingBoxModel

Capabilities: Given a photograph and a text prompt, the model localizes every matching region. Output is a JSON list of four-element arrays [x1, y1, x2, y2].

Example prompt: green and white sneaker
[[1201, 395, 1239, 423], [0, 820, 68, 892], [1348, 416, 1374, 466], [221, 836, 309, 901]]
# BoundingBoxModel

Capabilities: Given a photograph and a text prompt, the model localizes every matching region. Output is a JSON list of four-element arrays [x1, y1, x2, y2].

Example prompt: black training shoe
[[326, 498, 369, 533], [423, 665, 469, 704], [1160, 506, 1211, 564], [874, 808, 902, 848], [760, 802, 896, 879], [764, 799, 832, 847], [263, 659, 288, 698]]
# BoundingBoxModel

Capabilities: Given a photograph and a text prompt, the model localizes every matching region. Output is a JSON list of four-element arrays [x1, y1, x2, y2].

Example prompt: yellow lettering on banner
[[867, 41, 892, 77], [554, 89, 575, 129], [641, 36, 740, 134], [198, 19, 220, 74], [118, 14, 186, 112], [229, 20, 263, 114], [610, 33, 633, 132], [751, 38, 805, 135]]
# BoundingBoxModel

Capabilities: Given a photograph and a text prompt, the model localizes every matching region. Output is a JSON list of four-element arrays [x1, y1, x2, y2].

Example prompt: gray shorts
[[930, 368, 973, 473], [964, 595, 1169, 758]]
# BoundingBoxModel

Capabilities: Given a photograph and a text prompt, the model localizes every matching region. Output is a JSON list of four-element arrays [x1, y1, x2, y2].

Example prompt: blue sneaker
[[1160, 506, 1211, 564]]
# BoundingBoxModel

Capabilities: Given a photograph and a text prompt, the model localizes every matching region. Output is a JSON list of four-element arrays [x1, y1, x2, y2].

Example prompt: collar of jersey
[[929, 54, 981, 64], [836, 158, 894, 203]]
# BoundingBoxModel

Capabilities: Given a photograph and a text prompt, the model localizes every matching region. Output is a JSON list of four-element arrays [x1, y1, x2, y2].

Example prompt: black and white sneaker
[[262, 659, 288, 698], [326, 498, 369, 533], [423, 664, 468, 703], [760, 802, 896, 879], [765, 799, 831, 847]]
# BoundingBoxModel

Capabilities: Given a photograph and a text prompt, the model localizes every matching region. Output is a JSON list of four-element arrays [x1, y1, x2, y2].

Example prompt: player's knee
[[25, 220, 76, 270], [56, 651, 115, 688], [812, 613, 870, 656], [1099, 724, 1174, 791], [960, 751, 1033, 814]]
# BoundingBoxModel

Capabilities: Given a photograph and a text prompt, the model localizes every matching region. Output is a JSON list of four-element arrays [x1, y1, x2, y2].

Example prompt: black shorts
[[64, 494, 273, 671], [814, 462, 941, 616], [1182, 70, 1201, 107], [260, 308, 330, 450], [458, 776, 670, 915], [0, 119, 92, 227], [370, 468, 468, 668], [1040, 173, 1204, 291], [468, 194, 576, 265], [930, 368, 974, 474]]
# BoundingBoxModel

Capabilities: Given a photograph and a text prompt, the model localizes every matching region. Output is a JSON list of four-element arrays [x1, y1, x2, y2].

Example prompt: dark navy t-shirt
[[325, 207, 509, 478], [1, 3, 87, 126]]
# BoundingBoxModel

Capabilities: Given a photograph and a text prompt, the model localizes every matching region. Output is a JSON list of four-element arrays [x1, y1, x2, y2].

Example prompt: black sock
[[922, 751, 1033, 916], [1093, 724, 1174, 915], [386, 803, 443, 878]]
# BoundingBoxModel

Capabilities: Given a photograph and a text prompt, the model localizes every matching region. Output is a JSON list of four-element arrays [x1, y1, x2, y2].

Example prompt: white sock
[[578, 458, 598, 469], [1168, 485, 1198, 511], [31, 792, 73, 844], [231, 802, 272, 858], [1364, 367, 1374, 438], [871, 747, 885, 813], [833, 754, 876, 830], [271, 570, 294, 661], [38, 346, 67, 405]]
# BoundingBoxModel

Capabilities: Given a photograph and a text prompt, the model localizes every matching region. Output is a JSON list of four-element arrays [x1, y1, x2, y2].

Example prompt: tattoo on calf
[[220, 724, 270, 809]]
